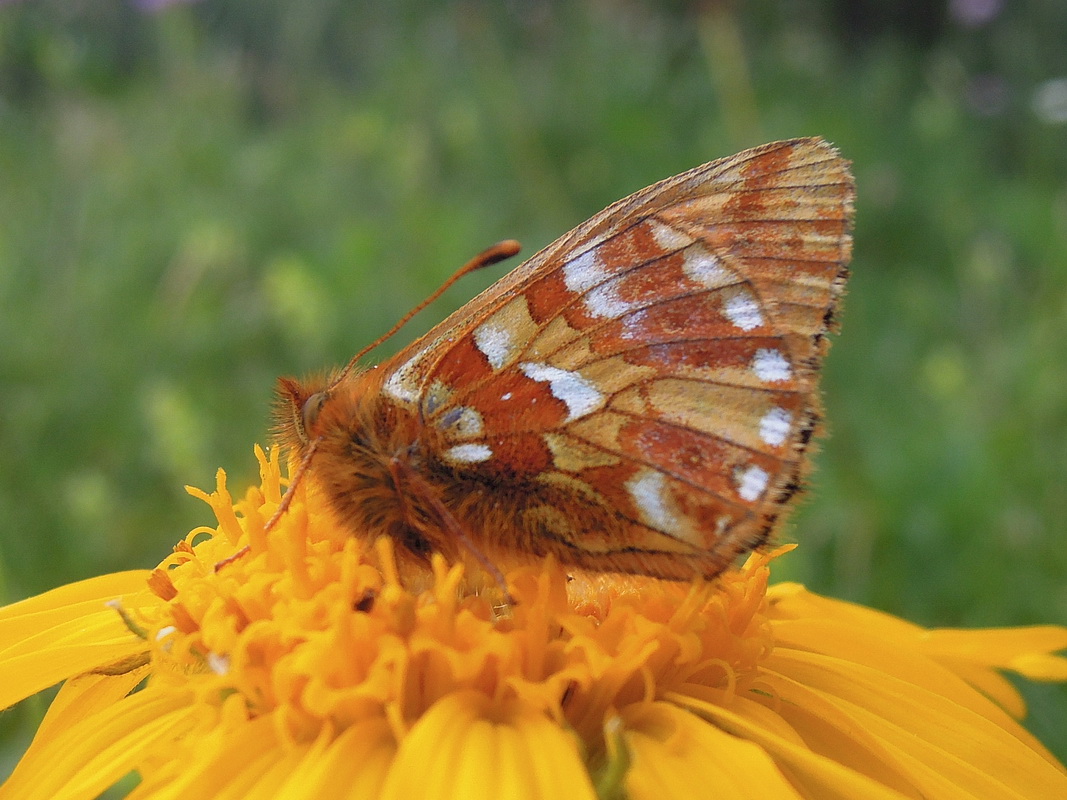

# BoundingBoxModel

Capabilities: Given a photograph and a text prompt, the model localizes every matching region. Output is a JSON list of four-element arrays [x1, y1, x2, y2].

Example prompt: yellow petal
[[621, 701, 803, 799], [380, 691, 596, 800], [770, 617, 1024, 730], [770, 586, 1067, 681], [33, 669, 150, 746], [217, 741, 313, 800], [0, 612, 148, 710], [934, 660, 1028, 719], [0, 571, 151, 710], [270, 719, 397, 800], [0, 571, 151, 626], [767, 583, 924, 641], [765, 649, 1067, 798], [0, 687, 201, 800], [668, 692, 913, 800], [130, 714, 279, 800], [923, 627, 1067, 677]]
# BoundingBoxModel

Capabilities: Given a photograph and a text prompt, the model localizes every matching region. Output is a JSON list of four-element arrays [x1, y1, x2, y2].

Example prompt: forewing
[[379, 138, 854, 578]]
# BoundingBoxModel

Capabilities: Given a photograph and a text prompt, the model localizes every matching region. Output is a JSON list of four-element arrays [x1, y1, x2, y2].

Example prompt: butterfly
[[274, 138, 854, 585]]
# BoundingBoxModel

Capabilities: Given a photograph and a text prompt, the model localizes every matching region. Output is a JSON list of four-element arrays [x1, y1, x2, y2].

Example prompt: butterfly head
[[275, 375, 332, 453]]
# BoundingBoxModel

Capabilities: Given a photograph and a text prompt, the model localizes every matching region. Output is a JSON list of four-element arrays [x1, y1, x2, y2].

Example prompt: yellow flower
[[1, 446, 1065, 799]]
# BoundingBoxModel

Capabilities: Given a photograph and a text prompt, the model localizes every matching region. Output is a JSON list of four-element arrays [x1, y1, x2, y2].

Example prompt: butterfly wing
[[379, 138, 854, 579]]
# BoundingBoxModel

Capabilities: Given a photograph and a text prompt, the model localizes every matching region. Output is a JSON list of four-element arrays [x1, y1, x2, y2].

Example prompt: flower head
[[1, 446, 1065, 799]]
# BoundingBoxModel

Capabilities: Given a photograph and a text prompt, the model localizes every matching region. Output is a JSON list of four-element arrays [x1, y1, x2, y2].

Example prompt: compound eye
[[301, 392, 328, 435]]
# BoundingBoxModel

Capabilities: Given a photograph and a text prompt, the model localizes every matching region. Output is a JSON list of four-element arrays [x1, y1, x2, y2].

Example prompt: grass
[[1, 0, 1065, 772]]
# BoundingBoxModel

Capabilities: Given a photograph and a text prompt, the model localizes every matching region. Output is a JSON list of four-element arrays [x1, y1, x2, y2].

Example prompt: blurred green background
[[1, 0, 1065, 775]]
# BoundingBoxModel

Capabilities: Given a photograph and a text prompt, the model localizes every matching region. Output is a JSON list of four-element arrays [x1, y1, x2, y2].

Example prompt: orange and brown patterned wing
[[379, 138, 854, 579]]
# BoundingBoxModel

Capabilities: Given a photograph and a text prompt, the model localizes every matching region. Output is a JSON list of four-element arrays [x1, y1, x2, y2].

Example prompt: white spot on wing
[[737, 465, 769, 502], [383, 345, 430, 403], [759, 407, 793, 446], [650, 220, 693, 251], [723, 291, 764, 331], [621, 308, 648, 340], [473, 320, 512, 369], [752, 349, 792, 383], [626, 469, 676, 531], [682, 248, 732, 288], [562, 248, 606, 293], [520, 362, 604, 421], [444, 444, 493, 464], [438, 406, 484, 437], [586, 279, 636, 319]]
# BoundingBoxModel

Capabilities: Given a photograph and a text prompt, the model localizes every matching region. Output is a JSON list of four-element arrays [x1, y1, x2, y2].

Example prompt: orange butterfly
[[274, 138, 854, 585]]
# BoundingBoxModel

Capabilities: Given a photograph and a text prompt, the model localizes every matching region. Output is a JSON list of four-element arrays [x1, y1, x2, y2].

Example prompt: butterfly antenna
[[329, 240, 521, 389]]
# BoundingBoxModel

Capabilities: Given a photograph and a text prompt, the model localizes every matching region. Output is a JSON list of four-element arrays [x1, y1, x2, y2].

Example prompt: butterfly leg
[[388, 455, 513, 603]]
